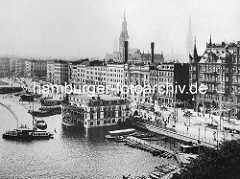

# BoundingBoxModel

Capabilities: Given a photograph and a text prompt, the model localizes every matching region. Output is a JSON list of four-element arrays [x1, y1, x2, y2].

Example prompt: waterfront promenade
[[0, 96, 33, 128], [136, 121, 216, 148], [137, 103, 240, 148]]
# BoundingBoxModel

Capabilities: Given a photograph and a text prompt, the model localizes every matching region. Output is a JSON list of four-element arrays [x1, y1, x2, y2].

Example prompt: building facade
[[47, 60, 69, 85], [15, 59, 25, 77], [69, 60, 125, 92], [124, 64, 150, 103], [149, 62, 190, 107], [31, 60, 47, 81], [0, 57, 10, 77], [14, 59, 47, 81], [24, 60, 32, 78], [190, 40, 240, 117], [62, 94, 129, 128]]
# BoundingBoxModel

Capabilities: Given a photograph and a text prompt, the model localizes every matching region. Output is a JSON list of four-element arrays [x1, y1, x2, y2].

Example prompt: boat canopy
[[108, 128, 135, 135]]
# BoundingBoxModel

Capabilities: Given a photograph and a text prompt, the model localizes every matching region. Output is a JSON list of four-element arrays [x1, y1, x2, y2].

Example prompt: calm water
[[0, 105, 175, 179]]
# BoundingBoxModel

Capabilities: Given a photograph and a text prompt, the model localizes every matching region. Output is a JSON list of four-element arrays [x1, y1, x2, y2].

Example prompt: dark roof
[[88, 99, 126, 107], [71, 59, 89, 65], [79, 61, 90, 66], [141, 53, 164, 64], [89, 60, 105, 66]]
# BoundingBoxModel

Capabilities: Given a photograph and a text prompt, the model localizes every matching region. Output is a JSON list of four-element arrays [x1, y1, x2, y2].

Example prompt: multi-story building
[[9, 56, 17, 75], [15, 59, 25, 77], [70, 60, 125, 92], [62, 94, 129, 128], [31, 60, 47, 81], [124, 63, 150, 103], [47, 60, 55, 83], [47, 60, 69, 85], [190, 39, 240, 117], [0, 57, 10, 77], [70, 61, 154, 104], [149, 62, 190, 107], [24, 60, 32, 78], [14, 59, 47, 81]]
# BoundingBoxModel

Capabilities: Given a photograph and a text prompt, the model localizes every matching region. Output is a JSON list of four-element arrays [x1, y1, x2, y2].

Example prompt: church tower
[[119, 11, 129, 60], [186, 18, 193, 56]]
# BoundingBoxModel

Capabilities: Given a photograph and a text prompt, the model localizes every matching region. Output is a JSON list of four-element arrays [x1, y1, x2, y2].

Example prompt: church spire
[[193, 36, 199, 62], [186, 17, 193, 56], [120, 11, 129, 39], [119, 11, 129, 60], [124, 10, 126, 22]]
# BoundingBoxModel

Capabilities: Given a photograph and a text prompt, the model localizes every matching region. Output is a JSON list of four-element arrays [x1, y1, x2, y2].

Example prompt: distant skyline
[[0, 0, 239, 61]]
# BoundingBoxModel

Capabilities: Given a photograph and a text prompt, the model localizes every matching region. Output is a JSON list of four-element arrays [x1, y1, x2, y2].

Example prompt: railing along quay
[[136, 122, 217, 148]]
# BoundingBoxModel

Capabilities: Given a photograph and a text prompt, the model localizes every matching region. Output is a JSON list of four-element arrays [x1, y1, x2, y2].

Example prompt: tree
[[172, 140, 240, 179]]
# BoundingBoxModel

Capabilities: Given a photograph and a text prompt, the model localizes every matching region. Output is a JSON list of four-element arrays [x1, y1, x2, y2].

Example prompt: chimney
[[151, 42, 154, 64], [124, 41, 128, 64]]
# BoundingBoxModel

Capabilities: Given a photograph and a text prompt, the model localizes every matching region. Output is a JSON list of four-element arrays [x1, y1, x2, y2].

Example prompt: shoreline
[[0, 94, 33, 128]]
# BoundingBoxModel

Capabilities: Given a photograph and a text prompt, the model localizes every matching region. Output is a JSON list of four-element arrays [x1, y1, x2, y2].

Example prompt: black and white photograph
[[0, 0, 240, 178]]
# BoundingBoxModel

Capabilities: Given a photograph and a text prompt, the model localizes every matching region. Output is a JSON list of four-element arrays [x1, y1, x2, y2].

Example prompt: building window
[[111, 106, 115, 118], [97, 107, 100, 119], [118, 106, 122, 117], [97, 121, 100, 125], [90, 107, 94, 119], [90, 122, 93, 126]]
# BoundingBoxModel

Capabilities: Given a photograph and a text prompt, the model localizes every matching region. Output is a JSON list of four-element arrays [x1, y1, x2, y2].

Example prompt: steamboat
[[20, 94, 35, 102], [29, 106, 61, 117], [2, 126, 53, 140]]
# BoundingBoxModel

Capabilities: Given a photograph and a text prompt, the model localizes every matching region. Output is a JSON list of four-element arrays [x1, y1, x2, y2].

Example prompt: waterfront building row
[[190, 38, 240, 117], [14, 59, 47, 81], [68, 58, 190, 107]]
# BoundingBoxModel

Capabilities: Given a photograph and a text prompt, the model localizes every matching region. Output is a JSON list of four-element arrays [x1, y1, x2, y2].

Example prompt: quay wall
[[0, 87, 22, 94], [135, 122, 216, 149], [126, 136, 183, 167]]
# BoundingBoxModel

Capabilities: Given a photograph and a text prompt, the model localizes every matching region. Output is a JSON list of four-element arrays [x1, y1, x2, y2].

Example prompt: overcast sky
[[0, 0, 239, 60]]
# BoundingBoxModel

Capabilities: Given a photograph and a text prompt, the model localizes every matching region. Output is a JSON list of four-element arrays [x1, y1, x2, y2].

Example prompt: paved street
[[0, 97, 33, 128], [135, 103, 240, 146]]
